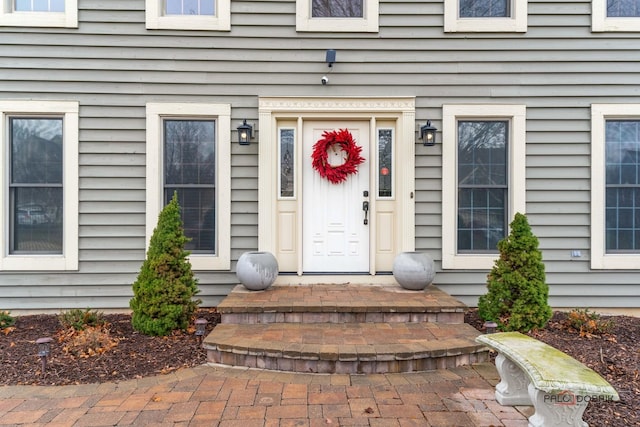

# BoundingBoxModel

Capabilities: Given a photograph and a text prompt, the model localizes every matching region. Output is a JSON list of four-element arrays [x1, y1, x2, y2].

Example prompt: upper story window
[[442, 104, 526, 269], [146, 0, 230, 30], [444, 0, 527, 32], [0, 100, 79, 271], [146, 103, 231, 271], [16, 0, 64, 12], [591, 104, 640, 269], [166, 0, 214, 15], [297, 0, 379, 32], [593, 0, 640, 31], [0, 0, 77, 27]]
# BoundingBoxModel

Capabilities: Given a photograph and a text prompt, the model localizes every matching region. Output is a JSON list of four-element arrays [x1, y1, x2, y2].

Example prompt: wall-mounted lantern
[[420, 121, 437, 146], [237, 120, 253, 145]]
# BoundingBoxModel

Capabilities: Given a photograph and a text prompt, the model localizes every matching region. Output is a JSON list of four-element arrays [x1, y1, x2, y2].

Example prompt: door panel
[[302, 121, 370, 272]]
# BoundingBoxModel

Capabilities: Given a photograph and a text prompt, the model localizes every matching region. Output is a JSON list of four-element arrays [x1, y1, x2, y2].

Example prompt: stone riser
[[221, 311, 464, 325], [206, 349, 489, 374]]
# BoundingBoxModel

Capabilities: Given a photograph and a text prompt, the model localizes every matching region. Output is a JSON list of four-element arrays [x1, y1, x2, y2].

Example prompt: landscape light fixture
[[36, 336, 53, 376], [420, 121, 437, 146], [483, 321, 498, 334], [237, 120, 253, 145], [195, 318, 208, 342]]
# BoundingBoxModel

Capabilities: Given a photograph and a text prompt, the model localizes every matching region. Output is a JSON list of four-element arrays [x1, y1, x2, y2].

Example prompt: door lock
[[362, 201, 369, 225]]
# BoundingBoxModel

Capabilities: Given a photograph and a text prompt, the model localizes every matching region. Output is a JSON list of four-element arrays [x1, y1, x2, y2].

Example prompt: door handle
[[362, 201, 369, 225]]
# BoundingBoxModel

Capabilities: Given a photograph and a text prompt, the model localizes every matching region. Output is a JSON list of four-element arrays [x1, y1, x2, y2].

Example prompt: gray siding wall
[[1, 0, 639, 310]]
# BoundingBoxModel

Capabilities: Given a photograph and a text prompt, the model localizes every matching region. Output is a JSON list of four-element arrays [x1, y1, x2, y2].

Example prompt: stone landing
[[203, 283, 488, 374]]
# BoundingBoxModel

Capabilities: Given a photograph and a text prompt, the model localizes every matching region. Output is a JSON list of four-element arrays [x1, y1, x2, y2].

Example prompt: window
[[165, 0, 214, 15], [0, 100, 79, 271], [146, 0, 229, 30], [296, 0, 379, 32], [593, 0, 640, 31], [146, 103, 231, 270], [0, 0, 77, 27], [377, 128, 393, 198], [444, 0, 527, 32], [279, 128, 295, 198], [442, 104, 526, 269], [591, 104, 640, 269], [457, 120, 508, 253]]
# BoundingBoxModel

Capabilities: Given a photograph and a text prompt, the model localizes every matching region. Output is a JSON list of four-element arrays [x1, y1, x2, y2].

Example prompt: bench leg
[[527, 383, 589, 427], [494, 353, 531, 405]]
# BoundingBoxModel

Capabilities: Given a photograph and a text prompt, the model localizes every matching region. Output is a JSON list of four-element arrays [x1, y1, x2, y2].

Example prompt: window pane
[[378, 129, 393, 198], [15, 0, 31, 11], [164, 120, 216, 254], [607, 0, 640, 17], [460, 0, 509, 17], [605, 120, 640, 253], [200, 0, 215, 15], [11, 188, 62, 253], [164, 120, 215, 185], [280, 129, 295, 198], [165, 188, 215, 253], [33, 0, 48, 11], [458, 121, 507, 186], [312, 0, 364, 17], [165, 0, 215, 15], [11, 118, 63, 184], [457, 188, 505, 252], [51, 0, 64, 11]]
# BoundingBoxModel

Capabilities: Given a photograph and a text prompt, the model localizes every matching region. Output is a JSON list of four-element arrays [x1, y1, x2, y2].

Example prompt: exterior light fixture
[[237, 120, 253, 145], [420, 120, 437, 146], [195, 318, 208, 342], [326, 49, 336, 67], [36, 336, 53, 376], [483, 321, 498, 334]]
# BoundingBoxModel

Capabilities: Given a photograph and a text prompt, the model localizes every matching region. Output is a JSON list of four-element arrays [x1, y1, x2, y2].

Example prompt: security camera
[[321, 75, 329, 85]]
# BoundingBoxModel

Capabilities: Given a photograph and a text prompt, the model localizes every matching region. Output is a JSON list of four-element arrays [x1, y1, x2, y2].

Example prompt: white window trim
[[444, 0, 527, 32], [442, 104, 526, 270], [0, 100, 79, 271], [591, 104, 640, 269], [146, 102, 231, 271], [296, 0, 379, 32], [592, 0, 639, 32], [146, 0, 230, 31], [0, 0, 77, 28]]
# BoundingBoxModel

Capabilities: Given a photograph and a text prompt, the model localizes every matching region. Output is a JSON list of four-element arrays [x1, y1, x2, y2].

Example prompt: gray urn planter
[[392, 251, 436, 290], [236, 251, 279, 291]]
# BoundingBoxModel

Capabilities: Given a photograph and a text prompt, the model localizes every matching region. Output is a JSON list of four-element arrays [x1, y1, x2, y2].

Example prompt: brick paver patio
[[0, 363, 532, 426]]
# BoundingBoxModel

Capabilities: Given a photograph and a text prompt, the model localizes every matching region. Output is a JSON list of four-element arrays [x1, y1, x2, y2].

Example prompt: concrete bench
[[476, 331, 619, 427]]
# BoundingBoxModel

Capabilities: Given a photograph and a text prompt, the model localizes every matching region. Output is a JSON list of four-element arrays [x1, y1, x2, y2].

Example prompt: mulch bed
[[0, 308, 637, 426], [466, 310, 639, 426]]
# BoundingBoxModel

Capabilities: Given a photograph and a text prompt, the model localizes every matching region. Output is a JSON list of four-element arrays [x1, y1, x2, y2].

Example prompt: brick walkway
[[0, 363, 532, 426]]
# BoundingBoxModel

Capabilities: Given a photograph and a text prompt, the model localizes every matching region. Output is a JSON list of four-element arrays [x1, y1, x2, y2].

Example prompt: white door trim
[[258, 96, 416, 275]]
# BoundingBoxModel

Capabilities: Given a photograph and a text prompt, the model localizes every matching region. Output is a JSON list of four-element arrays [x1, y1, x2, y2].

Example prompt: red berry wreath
[[311, 129, 365, 184]]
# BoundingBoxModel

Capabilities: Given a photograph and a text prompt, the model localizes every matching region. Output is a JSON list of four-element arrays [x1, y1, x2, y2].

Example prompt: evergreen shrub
[[130, 192, 201, 336], [478, 212, 552, 332]]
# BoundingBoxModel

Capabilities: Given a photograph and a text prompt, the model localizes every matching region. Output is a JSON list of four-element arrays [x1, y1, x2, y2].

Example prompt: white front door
[[302, 121, 370, 272]]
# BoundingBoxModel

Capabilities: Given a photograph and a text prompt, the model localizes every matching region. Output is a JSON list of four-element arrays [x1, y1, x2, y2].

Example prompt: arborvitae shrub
[[478, 212, 552, 332], [130, 192, 201, 336]]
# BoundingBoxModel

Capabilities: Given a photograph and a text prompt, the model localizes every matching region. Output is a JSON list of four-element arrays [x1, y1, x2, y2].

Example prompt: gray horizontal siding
[[0, 0, 639, 311]]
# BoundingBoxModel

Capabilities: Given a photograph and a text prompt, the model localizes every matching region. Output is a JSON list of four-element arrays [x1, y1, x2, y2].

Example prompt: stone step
[[203, 322, 488, 374], [218, 283, 467, 325]]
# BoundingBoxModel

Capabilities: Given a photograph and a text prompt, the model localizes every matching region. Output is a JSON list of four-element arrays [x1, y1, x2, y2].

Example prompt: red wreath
[[311, 129, 365, 184]]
